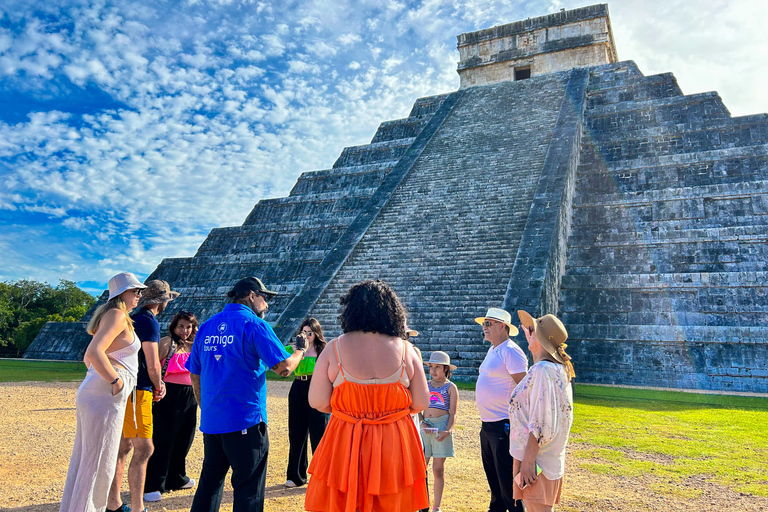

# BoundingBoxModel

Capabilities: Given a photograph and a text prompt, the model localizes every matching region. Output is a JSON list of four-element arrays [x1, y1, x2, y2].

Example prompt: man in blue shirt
[[187, 276, 305, 512]]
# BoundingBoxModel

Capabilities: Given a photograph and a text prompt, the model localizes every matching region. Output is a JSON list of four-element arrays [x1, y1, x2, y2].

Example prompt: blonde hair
[[87, 296, 134, 336]]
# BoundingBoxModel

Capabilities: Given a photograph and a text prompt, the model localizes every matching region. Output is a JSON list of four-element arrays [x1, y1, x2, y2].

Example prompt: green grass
[[0, 359, 87, 382], [572, 384, 768, 497]]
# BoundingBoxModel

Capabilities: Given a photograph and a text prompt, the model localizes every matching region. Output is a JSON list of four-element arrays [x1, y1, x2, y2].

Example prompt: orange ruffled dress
[[305, 340, 428, 512]]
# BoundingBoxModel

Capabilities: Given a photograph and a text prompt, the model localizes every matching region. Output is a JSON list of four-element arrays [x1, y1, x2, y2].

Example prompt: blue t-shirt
[[186, 303, 290, 434], [132, 307, 161, 391]]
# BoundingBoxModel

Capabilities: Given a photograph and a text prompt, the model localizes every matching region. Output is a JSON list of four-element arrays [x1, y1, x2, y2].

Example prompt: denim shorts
[[420, 415, 455, 458]]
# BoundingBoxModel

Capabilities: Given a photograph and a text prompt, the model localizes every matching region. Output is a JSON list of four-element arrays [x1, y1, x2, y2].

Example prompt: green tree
[[0, 280, 96, 356]]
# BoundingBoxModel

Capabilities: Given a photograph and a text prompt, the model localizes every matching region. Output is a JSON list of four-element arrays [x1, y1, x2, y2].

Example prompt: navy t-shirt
[[131, 307, 161, 391], [186, 303, 290, 434]]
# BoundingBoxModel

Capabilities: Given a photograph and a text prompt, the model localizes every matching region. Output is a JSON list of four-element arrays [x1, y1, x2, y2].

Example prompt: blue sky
[[1, 0, 766, 295]]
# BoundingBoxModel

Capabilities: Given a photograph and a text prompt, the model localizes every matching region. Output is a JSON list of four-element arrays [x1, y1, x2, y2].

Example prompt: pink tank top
[[162, 352, 192, 386]]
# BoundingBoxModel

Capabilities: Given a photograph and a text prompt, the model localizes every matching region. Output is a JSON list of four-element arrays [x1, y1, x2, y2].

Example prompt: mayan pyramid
[[27, 4, 768, 393]]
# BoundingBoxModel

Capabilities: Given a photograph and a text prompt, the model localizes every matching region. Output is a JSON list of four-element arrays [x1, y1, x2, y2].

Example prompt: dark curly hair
[[338, 280, 407, 338]]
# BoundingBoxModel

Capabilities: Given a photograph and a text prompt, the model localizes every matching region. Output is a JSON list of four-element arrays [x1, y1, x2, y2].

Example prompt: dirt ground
[[1, 381, 766, 512]]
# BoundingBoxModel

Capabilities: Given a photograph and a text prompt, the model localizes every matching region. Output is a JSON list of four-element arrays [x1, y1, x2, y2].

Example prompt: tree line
[[0, 280, 96, 357]]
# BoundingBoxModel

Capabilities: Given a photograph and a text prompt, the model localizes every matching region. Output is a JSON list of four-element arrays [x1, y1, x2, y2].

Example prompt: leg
[[491, 432, 519, 512], [523, 502, 553, 512], [224, 422, 269, 512], [165, 387, 198, 490], [191, 433, 231, 512], [432, 458, 446, 510], [107, 437, 133, 510], [306, 399, 328, 455], [128, 437, 154, 511], [144, 391, 177, 493], [480, 426, 504, 512], [286, 381, 309, 485]]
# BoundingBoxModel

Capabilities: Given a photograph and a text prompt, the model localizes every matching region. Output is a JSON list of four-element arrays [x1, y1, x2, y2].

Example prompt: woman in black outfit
[[285, 317, 329, 487], [143, 311, 199, 502]]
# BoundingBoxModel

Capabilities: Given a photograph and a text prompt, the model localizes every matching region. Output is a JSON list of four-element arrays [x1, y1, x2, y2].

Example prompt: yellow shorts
[[122, 389, 154, 438]]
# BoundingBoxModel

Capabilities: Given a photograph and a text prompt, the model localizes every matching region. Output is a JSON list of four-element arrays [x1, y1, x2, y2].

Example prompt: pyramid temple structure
[[26, 4, 768, 393]]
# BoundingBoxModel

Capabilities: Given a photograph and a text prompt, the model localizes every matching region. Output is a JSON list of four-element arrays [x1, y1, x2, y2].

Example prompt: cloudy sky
[[1, 0, 766, 294]]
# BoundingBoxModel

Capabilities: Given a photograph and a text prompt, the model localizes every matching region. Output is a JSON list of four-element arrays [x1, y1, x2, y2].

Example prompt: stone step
[[407, 93, 451, 118], [371, 117, 431, 143], [573, 177, 768, 208], [587, 61, 645, 87], [332, 138, 415, 168], [561, 270, 768, 290], [586, 72, 683, 107], [564, 323, 768, 344], [586, 91, 728, 117]]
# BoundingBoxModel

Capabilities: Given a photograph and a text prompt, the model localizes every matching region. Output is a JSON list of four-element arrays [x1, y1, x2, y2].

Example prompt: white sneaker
[[285, 480, 297, 488], [143, 491, 162, 502], [180, 478, 196, 490]]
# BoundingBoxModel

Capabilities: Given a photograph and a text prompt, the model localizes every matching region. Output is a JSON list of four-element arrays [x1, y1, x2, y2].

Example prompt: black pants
[[480, 420, 523, 512], [286, 377, 328, 485], [145, 382, 198, 493], [190, 422, 269, 512]]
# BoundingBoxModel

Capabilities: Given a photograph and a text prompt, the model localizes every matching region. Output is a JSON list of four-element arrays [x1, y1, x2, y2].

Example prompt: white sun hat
[[107, 272, 147, 300], [474, 307, 520, 337]]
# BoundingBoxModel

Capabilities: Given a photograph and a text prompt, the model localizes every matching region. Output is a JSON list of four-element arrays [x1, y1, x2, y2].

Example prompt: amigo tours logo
[[204, 322, 235, 352]]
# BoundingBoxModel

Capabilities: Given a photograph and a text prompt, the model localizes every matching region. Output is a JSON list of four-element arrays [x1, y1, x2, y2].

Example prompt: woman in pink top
[[143, 311, 199, 501]]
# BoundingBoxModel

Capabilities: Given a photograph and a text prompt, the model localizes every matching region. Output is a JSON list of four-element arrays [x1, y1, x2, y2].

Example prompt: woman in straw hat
[[59, 272, 147, 512], [508, 311, 575, 512]]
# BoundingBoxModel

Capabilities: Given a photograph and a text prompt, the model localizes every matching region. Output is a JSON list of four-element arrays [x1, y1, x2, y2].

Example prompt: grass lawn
[[0, 359, 87, 382], [572, 385, 768, 498]]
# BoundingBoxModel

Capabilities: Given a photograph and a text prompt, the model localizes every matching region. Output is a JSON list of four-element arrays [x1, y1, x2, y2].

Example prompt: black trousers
[[480, 420, 524, 512], [191, 422, 269, 512], [286, 377, 328, 485], [145, 382, 198, 493]]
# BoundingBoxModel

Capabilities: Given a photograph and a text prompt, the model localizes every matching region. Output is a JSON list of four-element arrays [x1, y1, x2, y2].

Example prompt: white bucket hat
[[475, 307, 520, 337], [425, 350, 457, 370], [108, 272, 147, 300]]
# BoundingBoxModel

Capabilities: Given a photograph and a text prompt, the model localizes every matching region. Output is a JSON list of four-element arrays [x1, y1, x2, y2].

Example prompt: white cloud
[[0, 0, 766, 292]]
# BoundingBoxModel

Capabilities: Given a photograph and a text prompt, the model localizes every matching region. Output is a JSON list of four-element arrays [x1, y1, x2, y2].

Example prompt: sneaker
[[143, 491, 162, 502], [284, 480, 298, 488], [106, 504, 131, 512], [180, 478, 196, 489]]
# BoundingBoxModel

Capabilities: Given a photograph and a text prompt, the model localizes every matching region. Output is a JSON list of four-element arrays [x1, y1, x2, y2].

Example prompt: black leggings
[[286, 377, 328, 485]]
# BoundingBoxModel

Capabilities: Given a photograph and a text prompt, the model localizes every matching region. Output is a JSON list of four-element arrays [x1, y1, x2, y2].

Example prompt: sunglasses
[[133, 289, 143, 296], [482, 320, 501, 328]]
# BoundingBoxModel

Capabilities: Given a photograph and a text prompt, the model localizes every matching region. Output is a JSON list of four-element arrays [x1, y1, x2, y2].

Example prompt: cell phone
[[514, 464, 543, 490]]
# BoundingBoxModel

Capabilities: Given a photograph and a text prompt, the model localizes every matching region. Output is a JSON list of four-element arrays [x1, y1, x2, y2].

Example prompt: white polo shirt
[[475, 339, 528, 422]]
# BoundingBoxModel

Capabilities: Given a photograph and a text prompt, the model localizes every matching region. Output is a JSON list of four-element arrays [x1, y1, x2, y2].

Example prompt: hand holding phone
[[514, 463, 542, 490]]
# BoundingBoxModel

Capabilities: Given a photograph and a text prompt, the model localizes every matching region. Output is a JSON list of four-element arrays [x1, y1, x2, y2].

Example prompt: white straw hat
[[475, 307, 520, 337], [108, 272, 147, 300], [425, 350, 457, 370]]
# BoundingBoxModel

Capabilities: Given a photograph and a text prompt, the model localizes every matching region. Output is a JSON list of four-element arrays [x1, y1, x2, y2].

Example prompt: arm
[[157, 335, 173, 362], [271, 349, 304, 377], [143, 341, 166, 400], [436, 383, 459, 441], [308, 343, 333, 413], [190, 373, 201, 406], [84, 308, 127, 396], [407, 343, 430, 413], [519, 431, 541, 487]]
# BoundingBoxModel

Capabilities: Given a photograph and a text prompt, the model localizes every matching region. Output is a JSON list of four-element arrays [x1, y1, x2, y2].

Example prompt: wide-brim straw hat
[[108, 272, 147, 300], [137, 279, 180, 307], [474, 307, 520, 337], [517, 310, 568, 364], [405, 326, 419, 337], [425, 350, 457, 370]]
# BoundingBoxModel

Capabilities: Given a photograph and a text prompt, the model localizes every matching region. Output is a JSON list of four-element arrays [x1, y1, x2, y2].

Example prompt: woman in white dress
[[508, 311, 575, 512], [59, 272, 146, 512]]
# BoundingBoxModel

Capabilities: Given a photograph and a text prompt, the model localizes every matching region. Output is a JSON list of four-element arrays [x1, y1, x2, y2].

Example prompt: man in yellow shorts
[[106, 280, 179, 512]]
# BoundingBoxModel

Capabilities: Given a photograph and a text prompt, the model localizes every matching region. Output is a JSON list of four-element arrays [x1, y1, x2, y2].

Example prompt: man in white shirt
[[474, 307, 528, 512]]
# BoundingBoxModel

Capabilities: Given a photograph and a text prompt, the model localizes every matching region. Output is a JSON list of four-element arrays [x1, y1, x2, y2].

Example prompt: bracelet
[[110, 376, 120, 385]]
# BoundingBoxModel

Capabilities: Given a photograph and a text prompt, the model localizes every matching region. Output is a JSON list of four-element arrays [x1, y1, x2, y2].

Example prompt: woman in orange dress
[[306, 279, 430, 512]]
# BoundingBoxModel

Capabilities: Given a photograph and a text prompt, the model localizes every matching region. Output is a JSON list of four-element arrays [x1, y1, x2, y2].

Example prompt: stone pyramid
[[26, 4, 768, 393]]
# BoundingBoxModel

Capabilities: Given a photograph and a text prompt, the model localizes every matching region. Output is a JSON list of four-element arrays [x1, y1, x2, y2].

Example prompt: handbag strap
[[161, 341, 176, 380]]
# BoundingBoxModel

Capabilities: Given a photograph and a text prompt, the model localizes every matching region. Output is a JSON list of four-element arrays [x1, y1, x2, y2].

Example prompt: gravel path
[[1, 381, 765, 512]]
